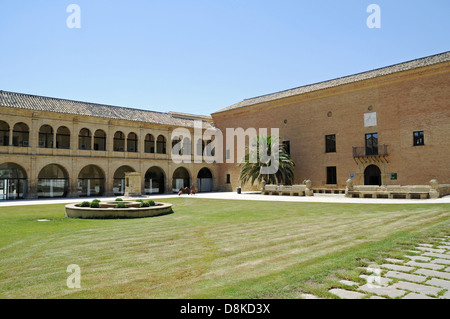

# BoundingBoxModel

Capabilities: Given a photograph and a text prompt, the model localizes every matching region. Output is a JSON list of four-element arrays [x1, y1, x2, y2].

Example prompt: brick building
[[0, 51, 449, 199], [212, 51, 450, 191]]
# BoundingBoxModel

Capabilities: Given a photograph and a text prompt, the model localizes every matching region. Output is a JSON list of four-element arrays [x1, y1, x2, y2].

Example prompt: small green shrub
[[115, 198, 123, 201], [148, 200, 156, 206], [115, 202, 127, 208], [136, 199, 144, 203], [140, 201, 150, 207], [80, 201, 90, 207], [90, 201, 100, 208]]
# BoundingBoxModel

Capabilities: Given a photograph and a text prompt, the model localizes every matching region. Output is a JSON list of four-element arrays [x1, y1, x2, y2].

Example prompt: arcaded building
[[1, 51, 449, 200], [212, 51, 450, 191], [0, 92, 217, 200]]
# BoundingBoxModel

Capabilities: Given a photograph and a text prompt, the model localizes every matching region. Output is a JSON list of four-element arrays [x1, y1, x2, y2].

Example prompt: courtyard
[[0, 193, 449, 299]]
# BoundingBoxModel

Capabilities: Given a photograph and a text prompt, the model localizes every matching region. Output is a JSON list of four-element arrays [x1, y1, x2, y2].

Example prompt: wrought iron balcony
[[353, 144, 388, 158]]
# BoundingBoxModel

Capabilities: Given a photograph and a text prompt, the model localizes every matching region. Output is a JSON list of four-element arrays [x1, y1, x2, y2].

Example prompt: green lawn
[[0, 198, 449, 299]]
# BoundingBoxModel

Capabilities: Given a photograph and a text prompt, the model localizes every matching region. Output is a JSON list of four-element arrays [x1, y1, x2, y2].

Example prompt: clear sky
[[0, 0, 449, 115]]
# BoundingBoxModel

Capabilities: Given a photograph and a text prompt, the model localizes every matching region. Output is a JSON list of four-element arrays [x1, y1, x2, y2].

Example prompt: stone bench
[[262, 182, 313, 196]]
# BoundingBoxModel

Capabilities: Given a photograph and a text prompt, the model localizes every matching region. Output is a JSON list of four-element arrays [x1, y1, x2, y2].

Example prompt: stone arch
[[197, 167, 213, 192], [56, 126, 71, 149], [0, 120, 10, 146], [172, 167, 191, 192], [78, 165, 105, 197], [12, 122, 30, 147], [364, 164, 382, 186], [113, 165, 136, 196], [0, 162, 28, 200], [37, 164, 69, 198], [145, 166, 166, 194]]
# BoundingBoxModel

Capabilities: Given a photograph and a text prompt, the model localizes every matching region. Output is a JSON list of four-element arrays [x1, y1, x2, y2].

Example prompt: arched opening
[[39, 125, 53, 148], [12, 122, 29, 147], [78, 165, 105, 197], [145, 166, 165, 194], [113, 166, 135, 196], [56, 126, 70, 149], [364, 164, 382, 186], [94, 129, 106, 151], [156, 135, 166, 154], [172, 167, 190, 193], [0, 163, 27, 200], [197, 167, 213, 192], [127, 132, 138, 153], [144, 134, 155, 153], [78, 128, 92, 150], [113, 131, 125, 152], [0, 121, 10, 146], [37, 164, 69, 198]]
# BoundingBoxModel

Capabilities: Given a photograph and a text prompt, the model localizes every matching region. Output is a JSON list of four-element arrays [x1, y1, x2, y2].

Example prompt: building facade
[[0, 92, 217, 200], [1, 51, 449, 199], [212, 51, 450, 191]]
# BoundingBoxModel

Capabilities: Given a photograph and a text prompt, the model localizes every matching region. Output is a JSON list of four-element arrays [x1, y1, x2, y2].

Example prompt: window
[[226, 174, 231, 184], [94, 130, 106, 151], [78, 128, 91, 150], [0, 121, 10, 146], [113, 131, 125, 152], [365, 133, 378, 156], [326, 166, 337, 185], [157, 135, 166, 154], [145, 134, 155, 153], [39, 125, 54, 148], [56, 126, 71, 149], [282, 140, 291, 155], [325, 135, 336, 153], [413, 131, 424, 146]]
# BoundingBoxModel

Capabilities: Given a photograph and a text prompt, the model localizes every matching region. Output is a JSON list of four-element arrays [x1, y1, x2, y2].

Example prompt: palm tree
[[239, 135, 295, 186]]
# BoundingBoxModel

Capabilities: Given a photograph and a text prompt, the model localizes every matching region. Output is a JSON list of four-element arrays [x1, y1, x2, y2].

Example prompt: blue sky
[[0, 0, 449, 115]]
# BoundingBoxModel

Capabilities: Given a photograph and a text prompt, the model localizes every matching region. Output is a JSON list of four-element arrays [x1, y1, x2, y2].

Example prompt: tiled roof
[[0, 90, 213, 128], [214, 51, 450, 114]]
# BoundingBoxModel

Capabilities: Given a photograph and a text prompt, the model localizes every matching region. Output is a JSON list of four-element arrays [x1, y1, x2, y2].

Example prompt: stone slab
[[358, 284, 407, 298], [426, 278, 450, 289], [415, 269, 450, 280], [416, 247, 446, 253], [405, 255, 432, 262], [405, 260, 446, 270], [381, 264, 415, 272], [385, 258, 404, 264], [339, 280, 359, 287], [385, 271, 427, 283], [423, 252, 450, 260], [391, 281, 441, 296], [431, 258, 450, 265], [329, 288, 366, 299], [402, 292, 435, 299], [360, 275, 392, 286]]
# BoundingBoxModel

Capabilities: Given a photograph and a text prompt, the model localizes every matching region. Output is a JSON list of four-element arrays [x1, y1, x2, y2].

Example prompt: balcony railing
[[353, 144, 388, 158]]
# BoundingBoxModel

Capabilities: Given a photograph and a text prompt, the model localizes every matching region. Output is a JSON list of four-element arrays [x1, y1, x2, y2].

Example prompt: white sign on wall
[[364, 112, 377, 127]]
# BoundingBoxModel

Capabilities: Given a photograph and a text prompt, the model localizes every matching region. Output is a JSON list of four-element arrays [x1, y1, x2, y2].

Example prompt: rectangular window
[[226, 149, 231, 160], [226, 174, 231, 184], [325, 135, 336, 153], [413, 131, 424, 146], [365, 133, 378, 155], [326, 166, 337, 185], [282, 140, 291, 155]]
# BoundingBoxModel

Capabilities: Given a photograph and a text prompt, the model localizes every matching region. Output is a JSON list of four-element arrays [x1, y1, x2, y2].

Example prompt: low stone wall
[[65, 202, 173, 219], [262, 180, 314, 196], [345, 179, 450, 199]]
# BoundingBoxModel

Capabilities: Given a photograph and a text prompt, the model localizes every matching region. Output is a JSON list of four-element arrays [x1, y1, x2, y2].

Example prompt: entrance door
[[364, 165, 381, 186]]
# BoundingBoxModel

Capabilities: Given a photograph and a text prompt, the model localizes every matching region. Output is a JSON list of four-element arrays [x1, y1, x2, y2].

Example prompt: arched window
[[113, 131, 125, 152], [37, 164, 69, 198], [0, 121, 9, 146], [127, 132, 138, 152], [78, 165, 105, 197], [78, 128, 92, 150], [39, 125, 53, 148], [0, 162, 27, 200], [12, 123, 29, 147], [172, 167, 190, 192], [157, 135, 166, 154], [56, 126, 70, 149], [113, 166, 135, 195], [94, 130, 106, 151], [145, 166, 165, 194], [145, 134, 155, 153], [197, 167, 213, 192]]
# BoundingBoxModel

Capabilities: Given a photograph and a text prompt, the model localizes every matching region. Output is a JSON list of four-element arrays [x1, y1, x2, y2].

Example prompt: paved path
[[325, 236, 450, 299], [1, 192, 450, 207]]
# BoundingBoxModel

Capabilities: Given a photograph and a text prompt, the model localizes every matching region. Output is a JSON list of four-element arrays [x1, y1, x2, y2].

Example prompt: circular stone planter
[[65, 202, 173, 219]]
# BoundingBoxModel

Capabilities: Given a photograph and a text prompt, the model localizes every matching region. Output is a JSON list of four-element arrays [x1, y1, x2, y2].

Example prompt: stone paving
[[325, 235, 450, 299]]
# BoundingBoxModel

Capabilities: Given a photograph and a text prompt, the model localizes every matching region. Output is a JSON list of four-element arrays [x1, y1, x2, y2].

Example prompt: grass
[[0, 198, 449, 299]]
